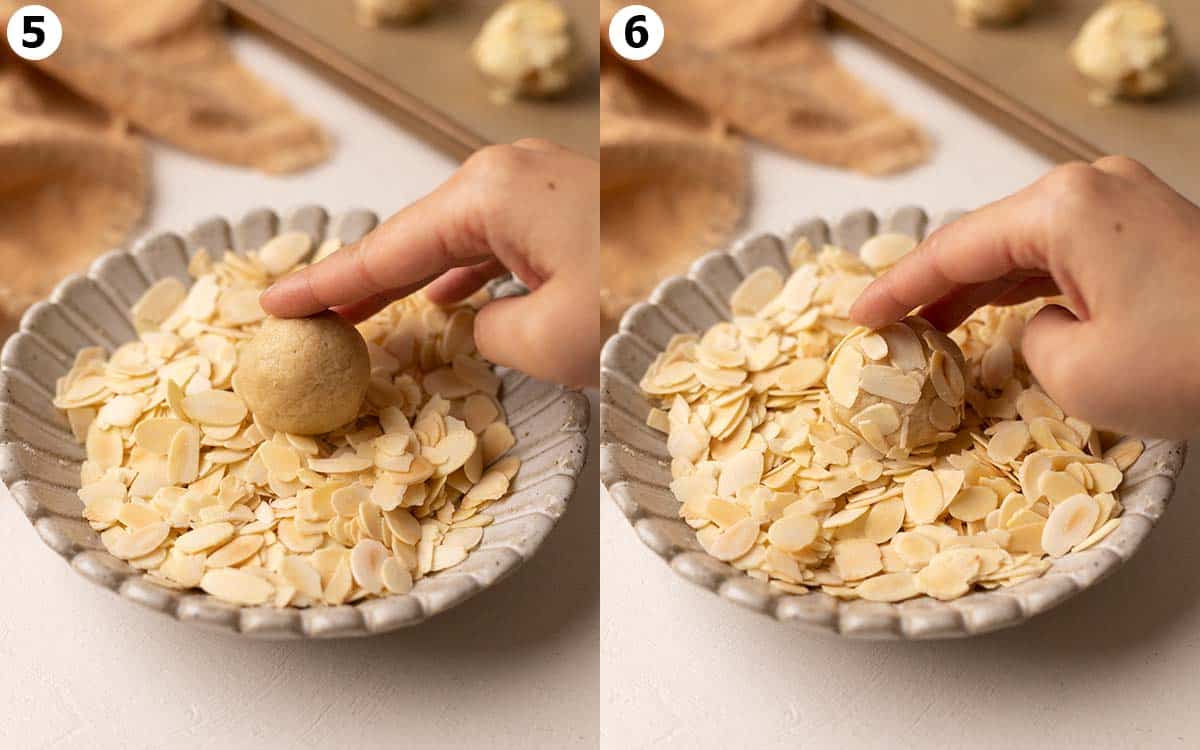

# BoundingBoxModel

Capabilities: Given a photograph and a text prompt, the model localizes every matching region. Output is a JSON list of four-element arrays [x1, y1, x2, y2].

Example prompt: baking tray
[[817, 0, 1199, 199], [220, 0, 599, 160]]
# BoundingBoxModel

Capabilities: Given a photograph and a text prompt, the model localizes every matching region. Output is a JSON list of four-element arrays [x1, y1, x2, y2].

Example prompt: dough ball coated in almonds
[[825, 317, 968, 455], [471, 0, 577, 100], [235, 313, 371, 436], [1071, 0, 1180, 103]]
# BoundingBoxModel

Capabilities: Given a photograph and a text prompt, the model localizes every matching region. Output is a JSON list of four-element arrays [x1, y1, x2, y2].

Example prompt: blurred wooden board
[[221, 0, 599, 160], [818, 0, 1199, 199]]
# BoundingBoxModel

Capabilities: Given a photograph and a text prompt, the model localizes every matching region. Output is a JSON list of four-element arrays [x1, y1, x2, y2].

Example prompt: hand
[[260, 139, 599, 389], [850, 156, 1200, 439]]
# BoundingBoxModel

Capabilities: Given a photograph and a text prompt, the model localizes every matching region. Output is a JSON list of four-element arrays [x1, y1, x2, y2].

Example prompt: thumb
[[474, 278, 599, 389], [1020, 303, 1087, 400]]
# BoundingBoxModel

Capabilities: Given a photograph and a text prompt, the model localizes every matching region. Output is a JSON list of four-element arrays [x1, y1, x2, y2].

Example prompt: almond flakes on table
[[55, 232, 520, 608], [639, 238, 1138, 603]]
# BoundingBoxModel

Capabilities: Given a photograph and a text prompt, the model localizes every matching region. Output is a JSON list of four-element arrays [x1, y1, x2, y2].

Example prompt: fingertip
[[258, 285, 285, 317], [847, 304, 874, 329], [259, 271, 314, 318], [848, 283, 895, 330]]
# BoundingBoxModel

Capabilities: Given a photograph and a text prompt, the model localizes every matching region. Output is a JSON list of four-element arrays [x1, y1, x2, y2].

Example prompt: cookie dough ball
[[825, 317, 967, 455], [356, 0, 432, 26], [471, 0, 577, 101], [1071, 1, 1180, 104], [235, 312, 370, 436], [954, 0, 1034, 28]]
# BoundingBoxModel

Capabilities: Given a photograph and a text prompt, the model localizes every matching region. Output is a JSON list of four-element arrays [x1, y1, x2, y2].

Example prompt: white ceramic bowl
[[600, 206, 1186, 639], [0, 206, 590, 638]]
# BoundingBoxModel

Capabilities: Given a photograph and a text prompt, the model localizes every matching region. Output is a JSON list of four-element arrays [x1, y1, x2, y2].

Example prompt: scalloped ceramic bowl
[[600, 206, 1187, 639], [0, 206, 590, 638]]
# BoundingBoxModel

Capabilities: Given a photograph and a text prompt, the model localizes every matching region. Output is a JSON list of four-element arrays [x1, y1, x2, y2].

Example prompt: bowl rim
[[599, 205, 1187, 640], [0, 205, 591, 638]]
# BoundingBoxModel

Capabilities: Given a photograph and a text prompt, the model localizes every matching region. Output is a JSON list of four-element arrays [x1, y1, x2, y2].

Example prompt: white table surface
[[0, 32, 598, 750], [601, 33, 1200, 750]]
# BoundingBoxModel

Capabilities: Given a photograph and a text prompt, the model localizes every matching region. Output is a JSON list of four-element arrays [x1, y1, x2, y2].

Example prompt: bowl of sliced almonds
[[0, 206, 589, 638], [600, 206, 1186, 639]]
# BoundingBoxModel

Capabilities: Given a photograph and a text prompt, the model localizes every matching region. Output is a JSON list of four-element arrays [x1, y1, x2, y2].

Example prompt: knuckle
[[1040, 162, 1101, 199], [511, 137, 559, 152], [1093, 154, 1151, 179], [461, 145, 530, 219], [1038, 163, 1110, 242], [463, 144, 527, 183]]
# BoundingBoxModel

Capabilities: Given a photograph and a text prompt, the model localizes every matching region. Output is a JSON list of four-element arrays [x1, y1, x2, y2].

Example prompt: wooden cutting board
[[220, 0, 599, 160], [817, 0, 1199, 199]]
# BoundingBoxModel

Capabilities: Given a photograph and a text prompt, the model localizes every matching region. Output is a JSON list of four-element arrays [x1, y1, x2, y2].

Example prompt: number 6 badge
[[608, 5, 665, 62]]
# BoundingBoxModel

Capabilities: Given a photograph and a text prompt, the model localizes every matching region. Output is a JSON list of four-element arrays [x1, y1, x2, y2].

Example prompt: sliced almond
[[903, 470, 945, 524], [350, 539, 389, 594], [878, 322, 925, 371], [324, 558, 354, 605], [857, 571, 919, 602], [200, 568, 273, 605], [257, 231, 312, 275], [826, 347, 863, 408], [859, 233, 917, 270], [166, 425, 200, 485], [858, 333, 888, 360], [114, 521, 170, 559], [859, 365, 922, 404], [280, 556, 324, 600], [948, 486, 998, 522], [833, 539, 883, 581], [730, 267, 784, 315], [182, 390, 247, 426], [381, 557, 414, 594], [987, 421, 1030, 464], [175, 522, 236, 554], [481, 422, 516, 464], [707, 518, 760, 561], [1041, 493, 1100, 557], [205, 535, 264, 568], [767, 514, 819, 552], [864, 497, 906, 543]]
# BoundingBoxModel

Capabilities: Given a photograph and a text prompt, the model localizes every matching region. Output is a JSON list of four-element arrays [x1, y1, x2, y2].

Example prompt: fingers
[[851, 189, 1051, 329], [991, 277, 1062, 307], [1019, 304, 1086, 398], [423, 258, 509, 305], [919, 272, 1063, 331], [474, 278, 600, 388], [332, 289, 409, 324], [257, 140, 599, 388], [260, 142, 549, 319], [260, 184, 488, 317], [260, 141, 581, 319], [919, 279, 1020, 332]]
